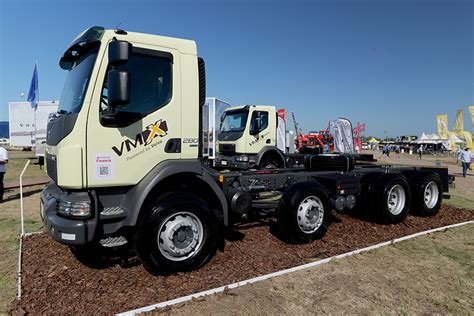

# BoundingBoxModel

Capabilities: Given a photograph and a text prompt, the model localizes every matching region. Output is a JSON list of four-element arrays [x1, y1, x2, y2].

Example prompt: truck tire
[[410, 172, 443, 216], [277, 182, 331, 244], [133, 192, 218, 275], [372, 174, 411, 224]]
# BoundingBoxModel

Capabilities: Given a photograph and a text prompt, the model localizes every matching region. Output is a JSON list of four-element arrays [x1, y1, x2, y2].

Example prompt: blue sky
[[0, 0, 472, 138]]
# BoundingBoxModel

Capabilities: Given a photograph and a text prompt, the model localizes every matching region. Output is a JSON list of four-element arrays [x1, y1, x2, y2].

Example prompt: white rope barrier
[[17, 160, 30, 300]]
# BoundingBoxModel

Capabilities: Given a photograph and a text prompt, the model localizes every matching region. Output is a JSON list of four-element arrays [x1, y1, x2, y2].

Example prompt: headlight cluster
[[235, 155, 249, 162], [58, 200, 91, 218]]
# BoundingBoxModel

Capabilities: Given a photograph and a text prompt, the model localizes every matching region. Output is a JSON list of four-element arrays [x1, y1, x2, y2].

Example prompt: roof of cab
[[225, 105, 276, 112], [102, 28, 197, 55]]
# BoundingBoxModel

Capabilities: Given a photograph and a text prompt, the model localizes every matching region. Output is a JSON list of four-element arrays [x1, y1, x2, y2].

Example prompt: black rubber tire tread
[[133, 192, 218, 275], [371, 173, 411, 224], [277, 182, 331, 244], [409, 172, 443, 216]]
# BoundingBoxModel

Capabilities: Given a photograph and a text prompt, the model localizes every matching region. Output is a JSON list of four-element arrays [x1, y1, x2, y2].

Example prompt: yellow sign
[[453, 109, 464, 136], [436, 114, 448, 139], [469, 106, 474, 129], [462, 131, 472, 149]]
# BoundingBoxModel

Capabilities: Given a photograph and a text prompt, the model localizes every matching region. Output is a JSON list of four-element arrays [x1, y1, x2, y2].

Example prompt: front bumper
[[40, 182, 97, 246], [214, 154, 257, 170]]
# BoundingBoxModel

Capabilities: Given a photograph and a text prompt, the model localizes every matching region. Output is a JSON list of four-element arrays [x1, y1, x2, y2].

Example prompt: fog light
[[345, 194, 357, 210], [334, 196, 346, 211], [58, 200, 91, 218], [235, 155, 249, 162]]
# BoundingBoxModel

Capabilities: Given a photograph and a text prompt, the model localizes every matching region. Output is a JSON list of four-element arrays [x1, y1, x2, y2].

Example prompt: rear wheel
[[133, 192, 218, 275], [372, 174, 411, 224], [277, 183, 331, 243], [410, 172, 442, 216]]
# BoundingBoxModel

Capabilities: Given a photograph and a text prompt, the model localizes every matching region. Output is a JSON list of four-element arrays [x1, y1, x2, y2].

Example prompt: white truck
[[8, 101, 58, 157], [41, 27, 451, 275]]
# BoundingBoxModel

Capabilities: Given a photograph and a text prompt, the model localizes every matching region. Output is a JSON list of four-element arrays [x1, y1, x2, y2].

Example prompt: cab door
[[246, 110, 273, 154], [86, 41, 182, 187]]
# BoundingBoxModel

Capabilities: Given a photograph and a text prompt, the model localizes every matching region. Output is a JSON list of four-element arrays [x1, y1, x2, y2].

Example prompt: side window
[[250, 111, 269, 133], [101, 47, 172, 116]]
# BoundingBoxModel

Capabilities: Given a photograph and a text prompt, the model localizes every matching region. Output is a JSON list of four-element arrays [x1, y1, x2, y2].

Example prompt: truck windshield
[[58, 42, 100, 114], [220, 110, 249, 132]]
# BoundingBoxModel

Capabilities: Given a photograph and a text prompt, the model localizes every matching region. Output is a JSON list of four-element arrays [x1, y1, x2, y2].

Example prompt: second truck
[[41, 26, 451, 275]]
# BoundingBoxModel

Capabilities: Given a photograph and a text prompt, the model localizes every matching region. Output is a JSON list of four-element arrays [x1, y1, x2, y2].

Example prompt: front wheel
[[133, 192, 218, 275]]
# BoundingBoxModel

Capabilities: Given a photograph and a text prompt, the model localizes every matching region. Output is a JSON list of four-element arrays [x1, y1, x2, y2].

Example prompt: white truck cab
[[215, 105, 287, 169]]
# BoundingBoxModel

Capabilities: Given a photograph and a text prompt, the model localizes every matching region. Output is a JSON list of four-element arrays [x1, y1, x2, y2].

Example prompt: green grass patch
[[445, 188, 474, 210], [3, 149, 47, 182]]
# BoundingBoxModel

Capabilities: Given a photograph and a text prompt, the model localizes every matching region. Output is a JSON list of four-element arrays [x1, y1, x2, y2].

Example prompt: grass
[[446, 187, 474, 210], [3, 149, 47, 182]]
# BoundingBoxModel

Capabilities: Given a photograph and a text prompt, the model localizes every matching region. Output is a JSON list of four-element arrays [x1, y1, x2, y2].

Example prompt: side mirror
[[108, 41, 131, 65], [108, 70, 130, 108]]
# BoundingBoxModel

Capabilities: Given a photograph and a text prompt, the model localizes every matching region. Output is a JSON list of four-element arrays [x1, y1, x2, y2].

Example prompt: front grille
[[219, 143, 236, 154], [46, 153, 57, 182]]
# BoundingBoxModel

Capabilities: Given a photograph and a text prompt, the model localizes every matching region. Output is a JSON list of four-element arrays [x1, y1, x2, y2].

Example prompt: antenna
[[115, 22, 122, 31]]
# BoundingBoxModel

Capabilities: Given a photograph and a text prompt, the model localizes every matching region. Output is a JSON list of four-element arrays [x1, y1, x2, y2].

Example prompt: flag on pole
[[453, 109, 464, 136], [27, 63, 39, 110], [469, 106, 474, 129], [436, 114, 448, 139]]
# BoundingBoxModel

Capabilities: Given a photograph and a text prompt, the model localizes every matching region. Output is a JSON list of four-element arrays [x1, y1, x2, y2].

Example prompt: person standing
[[417, 145, 423, 159], [0, 145, 8, 202], [458, 147, 472, 178]]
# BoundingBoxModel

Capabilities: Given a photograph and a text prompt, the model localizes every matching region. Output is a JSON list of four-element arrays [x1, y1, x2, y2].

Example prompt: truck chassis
[[41, 157, 450, 275]]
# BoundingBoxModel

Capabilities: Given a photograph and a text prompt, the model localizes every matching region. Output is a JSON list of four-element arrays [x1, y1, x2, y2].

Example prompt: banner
[[469, 106, 474, 129], [448, 131, 457, 151], [331, 118, 354, 153], [436, 114, 448, 139], [462, 131, 472, 149], [453, 109, 464, 136]]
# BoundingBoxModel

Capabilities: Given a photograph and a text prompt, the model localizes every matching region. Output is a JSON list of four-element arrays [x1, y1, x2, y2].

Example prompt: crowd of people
[[380, 144, 401, 159]]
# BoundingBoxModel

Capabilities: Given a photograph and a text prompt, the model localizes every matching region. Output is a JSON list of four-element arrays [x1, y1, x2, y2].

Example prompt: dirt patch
[[14, 205, 473, 314]]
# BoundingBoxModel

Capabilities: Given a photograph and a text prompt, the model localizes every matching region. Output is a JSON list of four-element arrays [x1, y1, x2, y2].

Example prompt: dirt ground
[[13, 205, 474, 314], [160, 224, 473, 315]]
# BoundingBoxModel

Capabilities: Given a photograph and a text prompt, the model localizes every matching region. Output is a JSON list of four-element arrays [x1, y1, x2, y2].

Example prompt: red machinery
[[292, 112, 334, 153]]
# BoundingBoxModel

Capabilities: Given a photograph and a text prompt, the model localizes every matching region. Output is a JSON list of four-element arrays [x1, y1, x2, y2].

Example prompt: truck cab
[[215, 105, 286, 169], [41, 26, 228, 253]]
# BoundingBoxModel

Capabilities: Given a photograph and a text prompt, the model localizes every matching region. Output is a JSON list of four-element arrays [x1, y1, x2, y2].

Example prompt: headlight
[[235, 155, 249, 162], [58, 199, 91, 218]]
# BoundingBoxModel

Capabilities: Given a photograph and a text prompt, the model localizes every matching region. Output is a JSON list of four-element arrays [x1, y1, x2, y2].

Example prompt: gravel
[[14, 205, 474, 314]]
